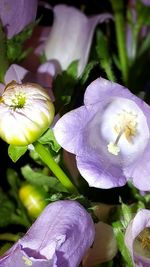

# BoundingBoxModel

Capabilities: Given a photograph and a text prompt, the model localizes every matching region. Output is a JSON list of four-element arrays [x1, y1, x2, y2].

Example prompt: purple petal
[[4, 64, 29, 84], [0, 0, 38, 38], [0, 200, 95, 267], [53, 106, 91, 154], [37, 60, 61, 88], [44, 5, 112, 76], [141, 0, 150, 6], [76, 153, 126, 189]]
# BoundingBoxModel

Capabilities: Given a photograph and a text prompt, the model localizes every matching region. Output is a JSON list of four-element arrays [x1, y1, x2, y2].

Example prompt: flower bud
[[19, 184, 47, 219], [0, 81, 55, 145], [82, 222, 117, 266]]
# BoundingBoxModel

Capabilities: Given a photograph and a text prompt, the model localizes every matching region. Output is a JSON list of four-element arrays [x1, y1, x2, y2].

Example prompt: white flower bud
[[0, 81, 55, 145]]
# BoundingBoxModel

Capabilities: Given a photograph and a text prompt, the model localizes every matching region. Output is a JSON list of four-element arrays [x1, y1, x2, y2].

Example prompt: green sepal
[[112, 221, 134, 267], [38, 128, 61, 153], [8, 144, 28, 162]]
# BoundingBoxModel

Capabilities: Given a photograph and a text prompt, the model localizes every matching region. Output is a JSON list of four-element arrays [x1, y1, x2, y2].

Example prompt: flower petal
[[44, 5, 112, 76], [0, 0, 38, 38], [0, 200, 95, 267], [54, 106, 91, 154], [83, 222, 117, 266], [4, 64, 30, 84]]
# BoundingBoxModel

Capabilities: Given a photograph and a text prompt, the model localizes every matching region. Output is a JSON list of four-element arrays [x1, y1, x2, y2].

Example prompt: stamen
[[137, 228, 150, 251], [22, 256, 32, 266], [107, 110, 138, 156], [11, 92, 26, 109]]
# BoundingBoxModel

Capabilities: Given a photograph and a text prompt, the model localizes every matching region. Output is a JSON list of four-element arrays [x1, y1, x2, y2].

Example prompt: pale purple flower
[[125, 209, 150, 266], [54, 78, 150, 190], [44, 5, 112, 76], [0, 200, 95, 267], [0, 0, 38, 38]]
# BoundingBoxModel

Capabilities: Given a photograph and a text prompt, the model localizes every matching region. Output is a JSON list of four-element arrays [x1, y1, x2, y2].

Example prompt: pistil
[[107, 128, 124, 155]]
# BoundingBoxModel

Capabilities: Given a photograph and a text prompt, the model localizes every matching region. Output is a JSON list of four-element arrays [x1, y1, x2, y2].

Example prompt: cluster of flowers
[[0, 0, 150, 266]]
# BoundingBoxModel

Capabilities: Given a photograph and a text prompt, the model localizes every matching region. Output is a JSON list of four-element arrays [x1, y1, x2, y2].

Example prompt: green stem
[[0, 233, 20, 242], [33, 142, 78, 194], [0, 22, 9, 83], [111, 0, 128, 84]]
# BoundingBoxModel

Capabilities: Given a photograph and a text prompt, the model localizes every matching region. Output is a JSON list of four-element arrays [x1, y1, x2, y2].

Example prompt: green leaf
[[6, 19, 39, 63], [121, 203, 134, 228], [137, 1, 150, 26], [96, 30, 116, 81], [8, 145, 28, 162], [21, 165, 68, 192], [66, 60, 78, 78], [138, 34, 150, 58], [80, 61, 98, 85], [7, 168, 21, 199], [0, 189, 15, 227], [0, 22, 9, 82], [38, 129, 61, 152], [113, 221, 134, 267], [0, 243, 13, 256], [53, 61, 78, 113]]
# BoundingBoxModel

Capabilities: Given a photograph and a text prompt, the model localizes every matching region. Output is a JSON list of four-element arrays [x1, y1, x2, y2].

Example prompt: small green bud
[[19, 184, 47, 219]]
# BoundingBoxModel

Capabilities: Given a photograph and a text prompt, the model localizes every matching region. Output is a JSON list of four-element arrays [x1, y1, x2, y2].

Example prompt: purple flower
[[44, 4, 112, 76], [125, 209, 150, 266], [0, 200, 95, 267], [0, 0, 38, 38], [54, 78, 150, 190]]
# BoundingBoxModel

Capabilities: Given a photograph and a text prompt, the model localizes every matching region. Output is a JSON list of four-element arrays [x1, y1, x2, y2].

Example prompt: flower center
[[10, 92, 26, 109], [137, 227, 150, 251], [134, 227, 150, 259], [107, 110, 137, 155]]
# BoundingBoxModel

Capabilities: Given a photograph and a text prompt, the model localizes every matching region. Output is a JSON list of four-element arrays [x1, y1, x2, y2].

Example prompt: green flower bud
[[19, 184, 47, 219], [0, 81, 55, 145]]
